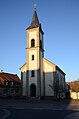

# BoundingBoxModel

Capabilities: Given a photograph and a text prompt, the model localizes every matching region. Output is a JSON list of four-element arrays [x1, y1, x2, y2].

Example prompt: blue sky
[[0, 0, 79, 82]]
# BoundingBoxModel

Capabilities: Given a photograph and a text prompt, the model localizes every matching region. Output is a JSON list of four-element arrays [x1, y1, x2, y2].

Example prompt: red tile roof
[[0, 72, 21, 86]]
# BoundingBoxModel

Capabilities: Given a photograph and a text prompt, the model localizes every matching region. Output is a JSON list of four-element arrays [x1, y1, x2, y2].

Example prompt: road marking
[[31, 108, 43, 110], [72, 109, 79, 111], [52, 109, 63, 110], [1, 106, 79, 111], [14, 107, 25, 109]]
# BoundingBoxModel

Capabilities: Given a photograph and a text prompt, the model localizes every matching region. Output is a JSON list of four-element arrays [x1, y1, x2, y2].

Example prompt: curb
[[64, 112, 79, 119], [1, 109, 11, 119]]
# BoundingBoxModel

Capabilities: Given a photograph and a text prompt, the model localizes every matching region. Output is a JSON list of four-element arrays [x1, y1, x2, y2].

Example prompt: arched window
[[32, 55, 34, 60], [31, 39, 35, 47]]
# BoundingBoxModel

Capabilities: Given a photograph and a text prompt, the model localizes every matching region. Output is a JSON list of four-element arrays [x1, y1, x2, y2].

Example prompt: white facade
[[20, 9, 66, 99], [43, 59, 54, 96]]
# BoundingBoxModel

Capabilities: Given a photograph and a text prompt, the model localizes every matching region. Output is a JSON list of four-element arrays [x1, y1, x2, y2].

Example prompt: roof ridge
[[43, 58, 56, 66], [3, 72, 17, 75]]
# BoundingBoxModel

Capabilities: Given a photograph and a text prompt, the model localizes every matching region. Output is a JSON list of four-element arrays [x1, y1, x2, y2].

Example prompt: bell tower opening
[[31, 39, 35, 47]]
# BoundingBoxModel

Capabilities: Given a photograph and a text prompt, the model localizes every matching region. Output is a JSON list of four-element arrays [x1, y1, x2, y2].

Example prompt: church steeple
[[27, 5, 40, 30]]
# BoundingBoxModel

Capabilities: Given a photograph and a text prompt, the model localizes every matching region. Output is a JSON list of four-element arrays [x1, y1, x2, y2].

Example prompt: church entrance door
[[30, 84, 36, 97]]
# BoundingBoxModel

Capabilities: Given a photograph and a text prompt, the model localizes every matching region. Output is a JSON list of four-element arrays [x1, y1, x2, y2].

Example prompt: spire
[[27, 4, 40, 29]]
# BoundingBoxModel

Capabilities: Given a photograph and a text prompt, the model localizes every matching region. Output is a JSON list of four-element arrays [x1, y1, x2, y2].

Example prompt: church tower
[[26, 6, 44, 98]]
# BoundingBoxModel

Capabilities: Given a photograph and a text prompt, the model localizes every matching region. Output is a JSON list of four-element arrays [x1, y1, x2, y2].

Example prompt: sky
[[0, 0, 79, 82]]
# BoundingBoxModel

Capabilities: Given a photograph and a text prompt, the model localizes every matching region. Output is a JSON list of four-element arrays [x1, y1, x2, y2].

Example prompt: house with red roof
[[0, 70, 21, 97]]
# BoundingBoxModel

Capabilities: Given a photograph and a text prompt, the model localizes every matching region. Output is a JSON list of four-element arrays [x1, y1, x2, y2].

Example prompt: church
[[20, 7, 66, 99]]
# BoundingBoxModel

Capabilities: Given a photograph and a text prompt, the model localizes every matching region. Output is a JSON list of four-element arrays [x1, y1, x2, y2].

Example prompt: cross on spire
[[34, 4, 36, 11]]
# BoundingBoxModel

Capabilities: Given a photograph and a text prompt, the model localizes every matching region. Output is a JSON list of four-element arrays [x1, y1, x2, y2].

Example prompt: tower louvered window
[[31, 39, 35, 47]]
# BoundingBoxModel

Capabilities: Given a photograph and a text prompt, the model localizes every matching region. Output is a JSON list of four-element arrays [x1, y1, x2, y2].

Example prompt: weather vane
[[34, 4, 36, 11]]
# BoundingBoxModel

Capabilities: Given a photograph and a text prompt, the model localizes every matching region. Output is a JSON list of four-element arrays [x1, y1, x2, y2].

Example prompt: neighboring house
[[20, 7, 66, 99], [67, 81, 79, 99], [0, 70, 21, 97]]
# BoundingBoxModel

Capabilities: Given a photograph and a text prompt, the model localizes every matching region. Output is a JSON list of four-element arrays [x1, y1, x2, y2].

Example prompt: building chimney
[[0, 70, 3, 73]]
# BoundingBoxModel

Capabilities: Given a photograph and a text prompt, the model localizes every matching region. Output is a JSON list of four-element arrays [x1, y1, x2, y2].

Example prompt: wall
[[56, 70, 65, 90], [44, 61, 54, 96], [22, 72, 27, 96], [20, 64, 27, 96], [70, 91, 79, 99]]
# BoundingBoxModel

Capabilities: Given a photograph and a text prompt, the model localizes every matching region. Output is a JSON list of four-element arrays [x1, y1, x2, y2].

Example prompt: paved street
[[6, 108, 75, 119], [0, 99, 79, 110], [0, 99, 79, 119]]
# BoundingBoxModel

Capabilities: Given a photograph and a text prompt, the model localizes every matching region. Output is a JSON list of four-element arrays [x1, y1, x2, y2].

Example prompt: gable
[[43, 58, 65, 75], [43, 58, 56, 72], [20, 63, 27, 72]]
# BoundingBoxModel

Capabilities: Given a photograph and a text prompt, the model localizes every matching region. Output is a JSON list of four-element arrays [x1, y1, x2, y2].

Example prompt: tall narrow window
[[31, 39, 35, 47], [32, 55, 34, 60], [40, 40, 42, 49], [31, 70, 35, 77]]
